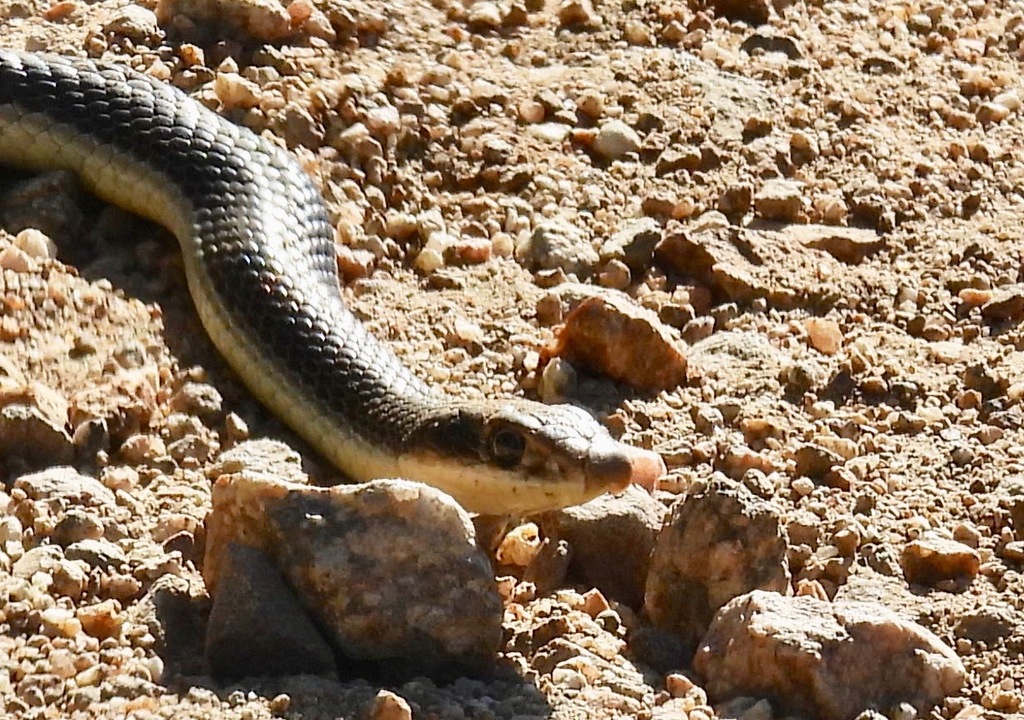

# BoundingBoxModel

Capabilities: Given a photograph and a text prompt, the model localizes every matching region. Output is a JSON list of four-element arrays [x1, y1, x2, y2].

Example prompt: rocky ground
[[1, 0, 1024, 718]]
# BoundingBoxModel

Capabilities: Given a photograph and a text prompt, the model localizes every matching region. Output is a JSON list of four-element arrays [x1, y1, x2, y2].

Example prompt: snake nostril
[[584, 451, 634, 494], [585, 445, 666, 495]]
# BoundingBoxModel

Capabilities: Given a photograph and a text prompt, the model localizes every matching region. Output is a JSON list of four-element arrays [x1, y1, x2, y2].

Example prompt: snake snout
[[585, 443, 666, 495]]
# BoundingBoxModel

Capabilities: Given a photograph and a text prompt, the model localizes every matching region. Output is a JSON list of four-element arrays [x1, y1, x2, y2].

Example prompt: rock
[[12, 544, 64, 579], [953, 604, 1017, 643], [0, 171, 85, 243], [51, 508, 105, 547], [543, 291, 688, 392], [14, 466, 115, 508], [717, 183, 753, 216], [205, 543, 337, 678], [213, 72, 263, 111], [204, 472, 501, 679], [793, 443, 844, 480], [593, 119, 641, 160], [781, 224, 885, 264], [980, 285, 1024, 323], [466, 0, 502, 30], [516, 218, 600, 277], [521, 537, 572, 595], [0, 381, 74, 468], [539, 485, 667, 608], [207, 439, 309, 485], [557, 0, 601, 28], [740, 29, 804, 59], [901, 534, 980, 587], [102, 5, 163, 43], [804, 317, 843, 355], [65, 538, 128, 571], [998, 474, 1024, 540], [155, 0, 292, 42], [367, 690, 413, 720], [696, 0, 770, 24], [129, 575, 211, 676], [77, 599, 125, 640], [694, 591, 966, 720], [754, 179, 806, 222], [600, 217, 662, 273], [654, 227, 845, 309], [645, 475, 789, 651]]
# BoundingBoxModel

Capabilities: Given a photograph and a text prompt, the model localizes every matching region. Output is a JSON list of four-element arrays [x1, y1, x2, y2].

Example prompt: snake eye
[[490, 428, 526, 468]]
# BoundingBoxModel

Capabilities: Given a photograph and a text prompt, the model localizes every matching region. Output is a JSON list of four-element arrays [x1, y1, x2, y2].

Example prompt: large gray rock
[[204, 460, 502, 680], [644, 475, 789, 651], [694, 590, 966, 720]]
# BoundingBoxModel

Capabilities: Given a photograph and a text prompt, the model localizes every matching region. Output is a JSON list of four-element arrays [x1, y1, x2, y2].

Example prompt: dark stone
[[205, 542, 336, 679]]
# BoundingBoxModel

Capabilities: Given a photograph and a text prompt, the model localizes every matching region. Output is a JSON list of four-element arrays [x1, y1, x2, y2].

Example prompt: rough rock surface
[[694, 590, 967, 720], [205, 542, 337, 679], [901, 534, 981, 587], [645, 475, 790, 650], [204, 468, 502, 679], [539, 486, 666, 609], [544, 291, 689, 392]]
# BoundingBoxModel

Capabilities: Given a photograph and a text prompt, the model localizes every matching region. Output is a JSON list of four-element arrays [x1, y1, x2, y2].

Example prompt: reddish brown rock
[[804, 317, 843, 355], [13, 466, 115, 508], [155, 0, 292, 42], [694, 0, 769, 24], [544, 291, 688, 392], [695, 591, 966, 720], [754, 179, 806, 222], [902, 534, 980, 587]]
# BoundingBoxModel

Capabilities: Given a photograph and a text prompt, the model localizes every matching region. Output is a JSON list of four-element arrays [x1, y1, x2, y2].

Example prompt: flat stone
[[754, 179, 806, 221], [981, 284, 1024, 322], [599, 217, 662, 273], [65, 538, 128, 571], [155, 0, 292, 42], [593, 119, 641, 160], [780, 224, 885, 264], [655, 227, 852, 310], [694, 590, 966, 720], [205, 542, 337, 679], [14, 466, 115, 508]]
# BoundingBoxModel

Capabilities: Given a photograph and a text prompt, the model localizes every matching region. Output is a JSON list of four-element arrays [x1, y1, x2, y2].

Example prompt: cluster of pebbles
[[0, 0, 1023, 717]]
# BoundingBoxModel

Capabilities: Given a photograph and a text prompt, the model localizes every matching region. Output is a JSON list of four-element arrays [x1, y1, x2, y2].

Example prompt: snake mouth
[[585, 444, 665, 495]]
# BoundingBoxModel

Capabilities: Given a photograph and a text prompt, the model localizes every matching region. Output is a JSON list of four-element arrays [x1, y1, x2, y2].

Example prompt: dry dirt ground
[[1, 0, 1024, 718]]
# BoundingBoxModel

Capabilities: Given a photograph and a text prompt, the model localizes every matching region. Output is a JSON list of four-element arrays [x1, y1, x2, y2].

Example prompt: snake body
[[0, 51, 663, 513]]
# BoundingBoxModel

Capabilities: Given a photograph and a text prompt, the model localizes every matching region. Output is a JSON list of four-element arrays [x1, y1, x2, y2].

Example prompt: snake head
[[399, 399, 665, 515]]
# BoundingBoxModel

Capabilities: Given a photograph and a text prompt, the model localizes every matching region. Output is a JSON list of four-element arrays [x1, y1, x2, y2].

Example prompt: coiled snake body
[[0, 51, 663, 513]]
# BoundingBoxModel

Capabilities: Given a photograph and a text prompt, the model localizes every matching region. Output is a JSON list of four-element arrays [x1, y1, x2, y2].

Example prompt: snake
[[0, 50, 665, 514]]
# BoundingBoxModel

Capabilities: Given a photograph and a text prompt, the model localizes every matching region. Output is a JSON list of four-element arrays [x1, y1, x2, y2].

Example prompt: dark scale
[[0, 51, 440, 450]]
